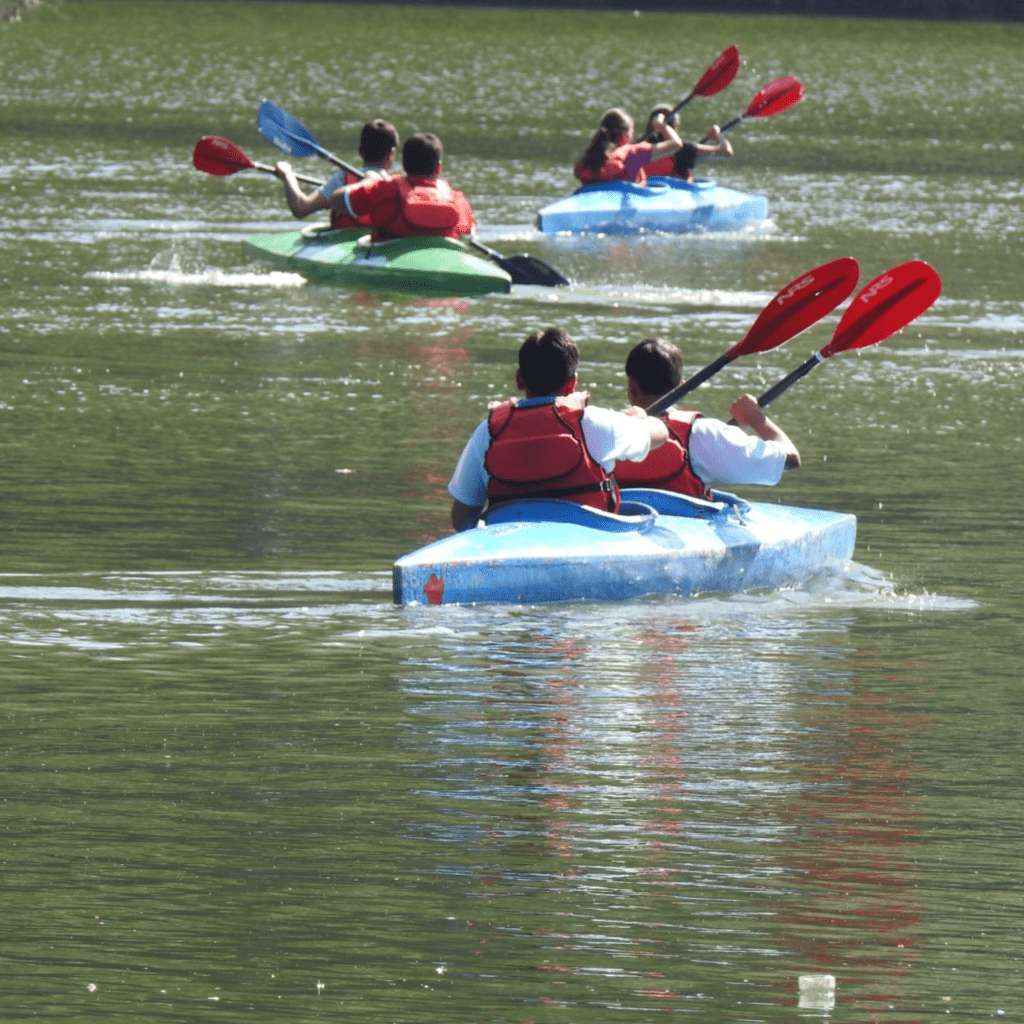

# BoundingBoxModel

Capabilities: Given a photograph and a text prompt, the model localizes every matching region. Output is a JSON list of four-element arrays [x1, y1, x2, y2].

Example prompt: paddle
[[256, 99, 570, 287], [751, 260, 942, 410], [701, 75, 805, 142], [639, 45, 741, 142], [645, 257, 860, 416], [192, 135, 324, 186]]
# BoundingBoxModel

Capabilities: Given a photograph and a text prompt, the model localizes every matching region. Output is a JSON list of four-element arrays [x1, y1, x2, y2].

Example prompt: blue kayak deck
[[537, 177, 768, 235], [393, 490, 856, 606]]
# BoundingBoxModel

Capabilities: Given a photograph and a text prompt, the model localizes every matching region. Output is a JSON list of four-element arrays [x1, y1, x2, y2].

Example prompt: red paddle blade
[[745, 75, 805, 119], [823, 261, 942, 357], [727, 257, 860, 360], [192, 136, 254, 176], [694, 45, 741, 98]]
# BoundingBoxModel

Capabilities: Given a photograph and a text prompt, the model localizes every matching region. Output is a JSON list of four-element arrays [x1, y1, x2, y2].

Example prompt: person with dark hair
[[615, 336, 800, 497], [448, 328, 668, 532], [338, 131, 475, 241], [574, 107, 683, 186], [273, 119, 399, 229], [642, 106, 733, 181]]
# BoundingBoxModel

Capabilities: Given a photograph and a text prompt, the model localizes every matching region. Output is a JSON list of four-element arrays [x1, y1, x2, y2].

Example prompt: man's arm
[[274, 161, 331, 219], [729, 394, 801, 470], [621, 405, 669, 450]]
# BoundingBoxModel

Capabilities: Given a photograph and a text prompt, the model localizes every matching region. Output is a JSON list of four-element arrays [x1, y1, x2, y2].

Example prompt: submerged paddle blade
[[824, 261, 941, 357], [192, 135, 253, 176], [466, 236, 568, 287], [745, 75, 805, 119], [498, 254, 570, 287], [694, 44, 741, 98], [258, 99, 324, 158], [727, 257, 860, 359]]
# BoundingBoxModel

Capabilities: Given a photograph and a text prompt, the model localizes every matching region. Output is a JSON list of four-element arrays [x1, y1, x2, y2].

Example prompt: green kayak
[[242, 225, 512, 297]]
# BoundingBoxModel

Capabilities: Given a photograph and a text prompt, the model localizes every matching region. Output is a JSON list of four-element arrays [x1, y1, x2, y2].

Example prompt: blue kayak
[[393, 489, 856, 606], [536, 177, 768, 235]]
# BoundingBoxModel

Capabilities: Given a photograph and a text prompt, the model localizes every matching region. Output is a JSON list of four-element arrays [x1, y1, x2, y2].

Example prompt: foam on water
[[86, 266, 305, 289]]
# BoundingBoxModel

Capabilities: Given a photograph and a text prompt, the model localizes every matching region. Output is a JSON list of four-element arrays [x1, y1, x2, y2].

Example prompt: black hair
[[518, 327, 579, 396], [402, 132, 443, 176], [625, 337, 682, 395], [359, 120, 399, 165]]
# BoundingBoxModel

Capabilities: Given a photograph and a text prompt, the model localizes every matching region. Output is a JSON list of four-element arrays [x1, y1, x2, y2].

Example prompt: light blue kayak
[[536, 177, 768, 235], [393, 489, 856, 606]]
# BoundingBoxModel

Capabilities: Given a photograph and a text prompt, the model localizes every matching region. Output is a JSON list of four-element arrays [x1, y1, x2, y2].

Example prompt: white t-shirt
[[448, 399, 653, 509], [688, 415, 788, 487]]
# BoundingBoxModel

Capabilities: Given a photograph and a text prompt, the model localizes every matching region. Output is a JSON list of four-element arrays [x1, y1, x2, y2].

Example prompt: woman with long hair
[[574, 107, 683, 186]]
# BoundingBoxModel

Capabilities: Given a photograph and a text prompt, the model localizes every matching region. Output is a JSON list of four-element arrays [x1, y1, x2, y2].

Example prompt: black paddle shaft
[[645, 353, 730, 416], [756, 352, 824, 409]]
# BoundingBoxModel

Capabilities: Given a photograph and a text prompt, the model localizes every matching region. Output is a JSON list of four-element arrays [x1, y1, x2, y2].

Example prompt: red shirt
[[344, 175, 475, 241]]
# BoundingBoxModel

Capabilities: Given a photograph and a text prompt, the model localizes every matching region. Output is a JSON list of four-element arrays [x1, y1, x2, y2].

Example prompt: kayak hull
[[242, 227, 512, 297], [536, 177, 768, 235], [393, 489, 856, 606]]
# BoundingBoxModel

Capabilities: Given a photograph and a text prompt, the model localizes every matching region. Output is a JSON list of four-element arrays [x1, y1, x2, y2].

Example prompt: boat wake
[[86, 266, 305, 289], [0, 567, 974, 658]]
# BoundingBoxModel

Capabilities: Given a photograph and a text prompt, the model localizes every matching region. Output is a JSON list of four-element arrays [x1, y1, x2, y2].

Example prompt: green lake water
[[1, 2, 1023, 1021]]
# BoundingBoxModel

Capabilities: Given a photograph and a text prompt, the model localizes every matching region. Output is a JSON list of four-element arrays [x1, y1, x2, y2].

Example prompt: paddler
[[641, 105, 733, 181], [331, 132, 475, 241], [574, 108, 684, 186], [614, 337, 800, 497], [273, 119, 399, 230], [448, 328, 669, 533]]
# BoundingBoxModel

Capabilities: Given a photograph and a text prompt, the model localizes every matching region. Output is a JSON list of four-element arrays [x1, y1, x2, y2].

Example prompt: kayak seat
[[353, 235, 469, 256], [646, 176, 716, 194], [574, 180, 671, 198], [299, 223, 364, 242], [620, 487, 750, 520], [484, 498, 659, 533]]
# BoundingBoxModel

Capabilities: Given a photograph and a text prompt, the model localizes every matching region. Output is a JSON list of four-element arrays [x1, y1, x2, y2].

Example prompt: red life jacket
[[330, 170, 372, 230], [614, 409, 710, 498], [375, 177, 468, 238], [485, 393, 620, 513], [643, 154, 676, 178], [574, 142, 651, 186]]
